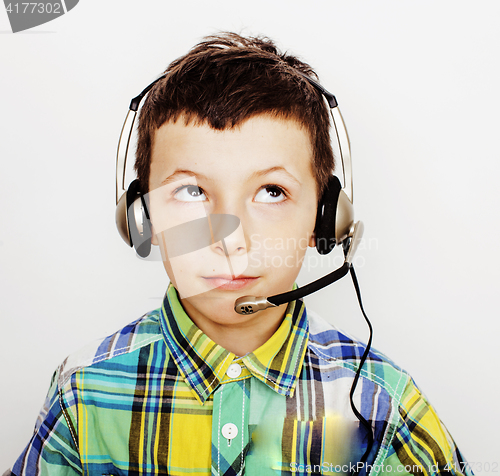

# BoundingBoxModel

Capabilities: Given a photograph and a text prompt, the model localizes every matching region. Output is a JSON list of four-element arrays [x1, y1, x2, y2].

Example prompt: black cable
[[267, 262, 350, 306], [348, 264, 374, 475]]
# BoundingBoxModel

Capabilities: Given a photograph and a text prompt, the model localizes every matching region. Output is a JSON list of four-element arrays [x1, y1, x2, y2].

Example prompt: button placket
[[211, 379, 250, 475]]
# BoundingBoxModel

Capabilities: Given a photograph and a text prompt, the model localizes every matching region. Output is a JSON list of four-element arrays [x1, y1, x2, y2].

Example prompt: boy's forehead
[[149, 114, 316, 187]]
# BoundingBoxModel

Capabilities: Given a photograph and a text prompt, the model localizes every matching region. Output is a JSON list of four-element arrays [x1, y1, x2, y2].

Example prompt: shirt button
[[221, 423, 238, 440], [226, 363, 242, 378]]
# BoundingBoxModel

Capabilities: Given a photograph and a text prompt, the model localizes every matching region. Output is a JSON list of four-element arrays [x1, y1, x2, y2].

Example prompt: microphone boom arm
[[234, 221, 363, 315]]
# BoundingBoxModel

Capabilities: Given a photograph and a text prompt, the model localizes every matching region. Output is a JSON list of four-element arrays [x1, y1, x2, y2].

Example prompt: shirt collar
[[160, 284, 309, 404]]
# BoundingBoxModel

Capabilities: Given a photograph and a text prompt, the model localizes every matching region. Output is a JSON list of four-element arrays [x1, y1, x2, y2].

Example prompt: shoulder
[[305, 308, 472, 475], [54, 307, 164, 391], [305, 307, 409, 401], [10, 309, 166, 475]]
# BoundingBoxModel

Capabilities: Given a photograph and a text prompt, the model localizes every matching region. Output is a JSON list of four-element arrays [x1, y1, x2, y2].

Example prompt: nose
[[207, 213, 248, 257]]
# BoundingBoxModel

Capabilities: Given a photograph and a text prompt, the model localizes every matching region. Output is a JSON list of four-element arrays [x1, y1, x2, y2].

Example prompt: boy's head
[[134, 32, 334, 198], [133, 33, 336, 345]]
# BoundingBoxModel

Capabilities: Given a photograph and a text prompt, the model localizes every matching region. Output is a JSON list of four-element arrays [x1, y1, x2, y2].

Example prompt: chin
[[181, 290, 247, 321]]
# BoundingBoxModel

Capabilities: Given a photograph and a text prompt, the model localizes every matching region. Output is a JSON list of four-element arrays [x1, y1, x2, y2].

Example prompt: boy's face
[[148, 114, 318, 330]]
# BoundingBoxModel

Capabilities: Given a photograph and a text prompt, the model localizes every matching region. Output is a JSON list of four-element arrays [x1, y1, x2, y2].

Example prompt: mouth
[[202, 275, 259, 291]]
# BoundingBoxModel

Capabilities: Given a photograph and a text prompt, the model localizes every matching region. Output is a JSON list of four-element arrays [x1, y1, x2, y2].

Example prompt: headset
[[115, 70, 374, 469], [115, 72, 364, 300]]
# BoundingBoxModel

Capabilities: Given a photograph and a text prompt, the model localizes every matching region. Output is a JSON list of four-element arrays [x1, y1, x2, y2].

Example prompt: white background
[[1, 0, 499, 472]]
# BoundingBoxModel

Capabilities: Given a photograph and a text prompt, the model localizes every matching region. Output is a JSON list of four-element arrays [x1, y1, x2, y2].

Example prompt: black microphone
[[234, 221, 364, 315]]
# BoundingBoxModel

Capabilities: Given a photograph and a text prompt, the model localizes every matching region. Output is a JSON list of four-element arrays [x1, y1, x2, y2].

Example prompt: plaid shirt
[[11, 284, 472, 476]]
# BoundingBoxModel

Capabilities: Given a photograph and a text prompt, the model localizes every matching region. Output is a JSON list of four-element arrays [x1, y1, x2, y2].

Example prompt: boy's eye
[[254, 186, 286, 203], [174, 185, 206, 202]]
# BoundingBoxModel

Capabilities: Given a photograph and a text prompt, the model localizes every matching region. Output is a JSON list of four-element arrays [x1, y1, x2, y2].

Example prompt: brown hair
[[134, 32, 334, 197]]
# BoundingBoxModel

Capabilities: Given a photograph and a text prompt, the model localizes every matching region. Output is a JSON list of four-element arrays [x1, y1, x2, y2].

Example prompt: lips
[[202, 275, 259, 290]]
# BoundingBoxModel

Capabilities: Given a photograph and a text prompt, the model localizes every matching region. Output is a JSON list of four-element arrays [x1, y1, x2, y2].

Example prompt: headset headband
[[115, 73, 353, 205]]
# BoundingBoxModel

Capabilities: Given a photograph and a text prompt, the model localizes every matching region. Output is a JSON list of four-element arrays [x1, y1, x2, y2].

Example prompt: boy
[[10, 33, 471, 476]]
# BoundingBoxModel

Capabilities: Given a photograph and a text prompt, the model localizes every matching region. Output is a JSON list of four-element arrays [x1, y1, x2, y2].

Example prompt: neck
[[180, 296, 288, 356]]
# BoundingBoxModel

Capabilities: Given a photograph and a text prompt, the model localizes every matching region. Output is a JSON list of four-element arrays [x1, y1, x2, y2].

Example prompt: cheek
[[261, 214, 315, 249], [160, 254, 206, 299], [247, 225, 312, 272]]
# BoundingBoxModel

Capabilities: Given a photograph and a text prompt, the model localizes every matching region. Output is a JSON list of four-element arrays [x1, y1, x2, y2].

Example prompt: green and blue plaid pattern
[[11, 284, 472, 475]]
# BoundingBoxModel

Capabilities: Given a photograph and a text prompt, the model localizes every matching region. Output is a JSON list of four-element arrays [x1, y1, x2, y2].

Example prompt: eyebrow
[[160, 166, 300, 186], [160, 169, 210, 186], [249, 166, 301, 186]]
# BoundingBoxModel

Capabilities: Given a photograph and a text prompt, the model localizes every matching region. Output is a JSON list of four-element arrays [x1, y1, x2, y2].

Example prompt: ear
[[151, 224, 158, 246], [308, 232, 316, 248]]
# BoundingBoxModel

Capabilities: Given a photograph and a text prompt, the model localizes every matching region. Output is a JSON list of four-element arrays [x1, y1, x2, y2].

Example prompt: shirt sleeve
[[11, 368, 82, 476], [378, 377, 473, 476]]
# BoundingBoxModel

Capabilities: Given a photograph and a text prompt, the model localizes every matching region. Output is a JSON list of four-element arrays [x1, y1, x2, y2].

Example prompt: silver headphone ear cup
[[116, 192, 132, 246], [315, 176, 342, 255], [335, 190, 354, 244], [126, 179, 152, 258]]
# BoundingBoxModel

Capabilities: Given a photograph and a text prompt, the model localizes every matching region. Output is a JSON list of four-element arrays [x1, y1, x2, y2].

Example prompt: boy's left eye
[[254, 186, 286, 203]]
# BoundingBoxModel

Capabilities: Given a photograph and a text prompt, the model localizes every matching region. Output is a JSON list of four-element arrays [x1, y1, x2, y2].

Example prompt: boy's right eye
[[174, 185, 206, 202]]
